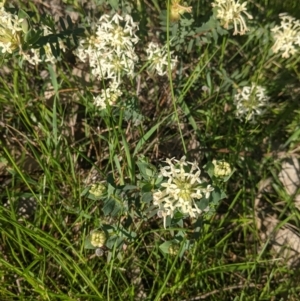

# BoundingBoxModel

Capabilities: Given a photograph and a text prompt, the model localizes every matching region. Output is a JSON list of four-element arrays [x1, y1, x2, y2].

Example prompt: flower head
[[168, 242, 180, 255], [271, 13, 300, 58], [146, 42, 177, 76], [74, 13, 139, 85], [90, 231, 107, 248], [212, 160, 231, 178], [0, 7, 24, 54], [212, 0, 253, 35], [89, 183, 107, 197], [153, 156, 214, 228], [93, 82, 122, 110], [234, 83, 269, 122]]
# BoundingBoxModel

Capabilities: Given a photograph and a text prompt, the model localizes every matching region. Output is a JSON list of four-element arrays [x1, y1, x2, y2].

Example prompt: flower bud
[[90, 183, 106, 197], [168, 243, 180, 256], [212, 160, 231, 178], [90, 231, 107, 248]]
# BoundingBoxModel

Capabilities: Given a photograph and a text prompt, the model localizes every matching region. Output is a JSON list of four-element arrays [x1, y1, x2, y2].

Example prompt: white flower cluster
[[0, 6, 66, 65], [23, 25, 66, 65], [212, 0, 253, 35], [0, 7, 24, 54], [75, 14, 139, 85], [146, 42, 177, 76], [153, 156, 213, 228], [234, 84, 269, 122], [93, 82, 122, 110], [271, 13, 300, 58]]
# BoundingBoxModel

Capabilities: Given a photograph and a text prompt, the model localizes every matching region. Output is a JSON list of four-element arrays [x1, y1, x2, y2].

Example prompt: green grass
[[1, 0, 300, 300]]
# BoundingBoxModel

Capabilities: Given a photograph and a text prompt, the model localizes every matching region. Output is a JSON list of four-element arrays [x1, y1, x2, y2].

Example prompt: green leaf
[[155, 176, 163, 186], [59, 17, 67, 31], [25, 29, 42, 46], [67, 15, 73, 29], [187, 39, 194, 53], [111, 201, 122, 216], [205, 161, 215, 178], [108, 0, 119, 10], [198, 198, 209, 211], [107, 181, 116, 197], [102, 194, 123, 216], [21, 18, 29, 34], [18, 9, 30, 20], [211, 187, 227, 205], [84, 236, 96, 249], [141, 183, 153, 193], [119, 228, 137, 241], [106, 235, 123, 250], [159, 241, 173, 254], [141, 191, 152, 204], [80, 186, 90, 197], [145, 205, 158, 219], [102, 198, 115, 216], [195, 15, 217, 33], [137, 159, 157, 181]]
